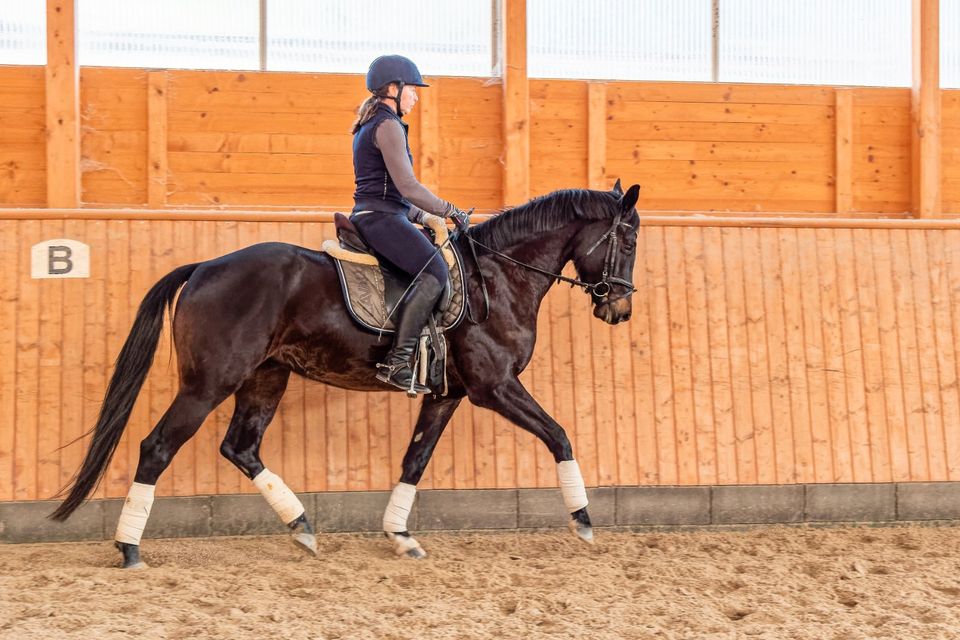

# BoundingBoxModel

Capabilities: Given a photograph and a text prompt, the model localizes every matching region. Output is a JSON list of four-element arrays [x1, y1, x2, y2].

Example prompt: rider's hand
[[446, 203, 472, 233]]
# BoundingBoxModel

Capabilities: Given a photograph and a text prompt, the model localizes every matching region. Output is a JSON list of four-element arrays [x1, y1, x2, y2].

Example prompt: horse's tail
[[49, 262, 200, 522]]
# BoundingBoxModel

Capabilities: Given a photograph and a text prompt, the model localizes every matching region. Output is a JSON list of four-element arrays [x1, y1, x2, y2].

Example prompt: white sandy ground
[[3, 525, 960, 639]]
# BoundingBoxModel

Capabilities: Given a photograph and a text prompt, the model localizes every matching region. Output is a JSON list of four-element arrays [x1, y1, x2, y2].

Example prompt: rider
[[350, 54, 470, 395]]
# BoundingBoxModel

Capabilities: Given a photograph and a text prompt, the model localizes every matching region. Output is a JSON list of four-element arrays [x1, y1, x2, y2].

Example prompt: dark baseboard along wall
[[3, 483, 960, 543]]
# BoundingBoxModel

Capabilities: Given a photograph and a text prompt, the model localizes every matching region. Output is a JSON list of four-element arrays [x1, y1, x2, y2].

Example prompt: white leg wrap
[[558, 460, 589, 512], [383, 482, 417, 533], [115, 482, 156, 546], [252, 469, 305, 525]]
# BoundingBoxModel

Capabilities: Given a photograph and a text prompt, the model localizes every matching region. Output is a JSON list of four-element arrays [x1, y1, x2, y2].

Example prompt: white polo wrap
[[558, 460, 589, 512], [383, 482, 417, 533], [252, 469, 305, 525], [115, 482, 156, 545]]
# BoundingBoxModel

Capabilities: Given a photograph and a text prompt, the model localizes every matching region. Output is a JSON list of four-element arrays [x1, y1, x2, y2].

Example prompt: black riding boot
[[377, 273, 444, 395]]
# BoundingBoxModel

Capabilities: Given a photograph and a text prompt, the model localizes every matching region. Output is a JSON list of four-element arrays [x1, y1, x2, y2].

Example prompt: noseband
[[462, 214, 638, 324]]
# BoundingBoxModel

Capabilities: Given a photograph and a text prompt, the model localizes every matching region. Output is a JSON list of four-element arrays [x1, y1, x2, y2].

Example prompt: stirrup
[[376, 362, 430, 397]]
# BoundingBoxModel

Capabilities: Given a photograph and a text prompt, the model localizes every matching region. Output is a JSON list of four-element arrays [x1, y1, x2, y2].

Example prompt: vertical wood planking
[[779, 229, 815, 483], [835, 228, 871, 482], [14, 221, 41, 499], [871, 229, 912, 481], [890, 229, 930, 480], [147, 71, 169, 207], [127, 221, 154, 492], [741, 228, 776, 484], [37, 219, 64, 499], [590, 280, 618, 486], [610, 309, 638, 486], [852, 229, 892, 482], [925, 231, 960, 479], [568, 268, 598, 486], [150, 221, 177, 495], [630, 232, 659, 484], [720, 228, 757, 484], [835, 89, 854, 213], [796, 228, 834, 482], [646, 227, 678, 484], [702, 227, 737, 484], [908, 229, 948, 479], [816, 228, 854, 482], [758, 228, 796, 483], [943, 230, 960, 479], [0, 222, 16, 501], [684, 227, 717, 485], [547, 281, 578, 483], [664, 227, 698, 484]]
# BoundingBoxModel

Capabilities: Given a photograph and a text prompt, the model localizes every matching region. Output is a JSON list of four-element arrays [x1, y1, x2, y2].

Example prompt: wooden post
[[417, 77, 440, 194], [911, 0, 941, 217], [147, 71, 169, 207], [834, 89, 854, 214], [501, 0, 529, 206], [45, 0, 80, 208], [587, 82, 607, 190]]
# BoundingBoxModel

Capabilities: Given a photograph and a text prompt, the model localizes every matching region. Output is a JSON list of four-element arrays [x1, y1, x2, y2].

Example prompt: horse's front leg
[[470, 377, 593, 543], [384, 395, 462, 559]]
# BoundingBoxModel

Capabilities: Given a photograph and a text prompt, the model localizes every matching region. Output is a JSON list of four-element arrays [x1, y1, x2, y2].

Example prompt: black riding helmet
[[366, 55, 428, 118]]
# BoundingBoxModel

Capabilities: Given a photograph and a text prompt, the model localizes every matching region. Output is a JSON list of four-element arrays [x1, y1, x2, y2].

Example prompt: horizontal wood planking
[[0, 67, 45, 205], [4, 216, 960, 500]]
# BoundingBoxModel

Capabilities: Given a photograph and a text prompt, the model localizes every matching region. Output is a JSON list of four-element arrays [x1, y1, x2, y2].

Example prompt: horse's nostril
[[623, 312, 632, 321]]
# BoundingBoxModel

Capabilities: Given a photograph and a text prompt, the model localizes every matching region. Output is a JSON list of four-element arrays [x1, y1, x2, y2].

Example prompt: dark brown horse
[[51, 181, 641, 567]]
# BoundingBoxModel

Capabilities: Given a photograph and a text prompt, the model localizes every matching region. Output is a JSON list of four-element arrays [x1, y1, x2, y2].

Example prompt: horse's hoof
[[568, 518, 595, 545], [386, 532, 427, 559], [124, 561, 149, 570], [292, 531, 319, 556]]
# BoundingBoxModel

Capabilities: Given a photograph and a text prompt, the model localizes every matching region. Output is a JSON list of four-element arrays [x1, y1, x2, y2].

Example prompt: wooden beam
[[587, 82, 608, 190], [417, 77, 440, 195], [44, 0, 80, 208], [147, 71, 169, 207], [912, 0, 941, 217], [501, 0, 529, 206], [835, 89, 854, 213]]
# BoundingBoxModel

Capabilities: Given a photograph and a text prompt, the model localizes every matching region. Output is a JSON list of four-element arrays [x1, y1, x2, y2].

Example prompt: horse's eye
[[621, 240, 636, 254]]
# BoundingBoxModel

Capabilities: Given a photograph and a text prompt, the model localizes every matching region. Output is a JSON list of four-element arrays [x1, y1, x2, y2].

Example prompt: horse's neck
[[495, 221, 581, 303]]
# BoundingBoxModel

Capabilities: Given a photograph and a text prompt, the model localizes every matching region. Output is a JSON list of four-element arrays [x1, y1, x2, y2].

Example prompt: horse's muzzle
[[594, 296, 632, 325]]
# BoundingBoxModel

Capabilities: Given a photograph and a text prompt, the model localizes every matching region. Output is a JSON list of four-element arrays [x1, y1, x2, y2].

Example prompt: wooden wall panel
[[852, 89, 912, 214], [0, 67, 45, 205], [80, 68, 148, 205], [5, 215, 960, 499]]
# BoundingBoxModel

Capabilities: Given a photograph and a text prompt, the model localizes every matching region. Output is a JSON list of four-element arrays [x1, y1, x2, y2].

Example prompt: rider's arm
[[375, 119, 456, 220]]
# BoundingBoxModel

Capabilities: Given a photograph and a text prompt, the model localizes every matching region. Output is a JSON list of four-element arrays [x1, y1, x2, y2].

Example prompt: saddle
[[320, 213, 468, 394]]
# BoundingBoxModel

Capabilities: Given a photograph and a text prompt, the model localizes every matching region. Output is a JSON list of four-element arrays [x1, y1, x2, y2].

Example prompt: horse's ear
[[619, 184, 640, 211], [612, 178, 623, 195]]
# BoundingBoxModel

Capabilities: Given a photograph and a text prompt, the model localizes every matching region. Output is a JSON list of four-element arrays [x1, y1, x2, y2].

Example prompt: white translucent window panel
[[267, 0, 493, 76], [944, 0, 960, 88], [78, 0, 260, 70], [528, 0, 712, 81], [0, 0, 46, 65], [720, 0, 911, 87]]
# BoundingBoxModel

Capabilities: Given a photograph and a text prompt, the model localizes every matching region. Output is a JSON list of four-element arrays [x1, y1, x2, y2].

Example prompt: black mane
[[465, 188, 619, 251]]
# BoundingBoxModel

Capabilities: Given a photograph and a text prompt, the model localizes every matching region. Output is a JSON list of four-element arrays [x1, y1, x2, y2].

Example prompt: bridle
[[461, 212, 638, 324]]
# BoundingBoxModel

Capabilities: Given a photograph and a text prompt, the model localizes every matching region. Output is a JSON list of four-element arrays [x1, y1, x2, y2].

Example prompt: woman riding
[[350, 54, 470, 395]]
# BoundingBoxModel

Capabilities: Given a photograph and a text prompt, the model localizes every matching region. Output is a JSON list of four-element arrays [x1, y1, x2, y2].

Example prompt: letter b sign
[[31, 239, 90, 279]]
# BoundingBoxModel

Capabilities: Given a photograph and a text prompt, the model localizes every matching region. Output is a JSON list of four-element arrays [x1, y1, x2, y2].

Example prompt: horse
[[50, 180, 641, 568]]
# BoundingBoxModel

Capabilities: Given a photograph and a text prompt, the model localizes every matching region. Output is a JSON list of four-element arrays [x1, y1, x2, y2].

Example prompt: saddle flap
[[334, 212, 370, 254]]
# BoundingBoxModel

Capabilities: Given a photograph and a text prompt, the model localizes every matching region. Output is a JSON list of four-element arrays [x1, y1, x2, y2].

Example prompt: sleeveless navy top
[[352, 103, 414, 215]]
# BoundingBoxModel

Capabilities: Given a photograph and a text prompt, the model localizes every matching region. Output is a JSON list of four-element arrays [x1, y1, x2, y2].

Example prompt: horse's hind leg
[[115, 388, 229, 569], [218, 362, 317, 556]]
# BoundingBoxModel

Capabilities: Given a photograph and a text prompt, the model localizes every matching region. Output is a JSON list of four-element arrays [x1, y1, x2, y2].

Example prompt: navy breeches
[[351, 211, 448, 284]]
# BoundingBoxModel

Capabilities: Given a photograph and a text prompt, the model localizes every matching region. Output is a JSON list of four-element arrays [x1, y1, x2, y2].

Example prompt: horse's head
[[570, 180, 640, 325]]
